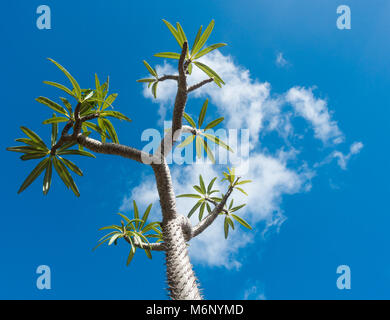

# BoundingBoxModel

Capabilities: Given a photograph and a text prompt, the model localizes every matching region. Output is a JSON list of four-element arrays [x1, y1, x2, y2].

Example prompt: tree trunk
[[152, 162, 202, 300]]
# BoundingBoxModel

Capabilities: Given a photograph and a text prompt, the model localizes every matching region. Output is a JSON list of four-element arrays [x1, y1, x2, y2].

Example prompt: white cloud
[[276, 52, 288, 67], [286, 87, 344, 145], [130, 50, 361, 268], [243, 283, 267, 300], [316, 141, 364, 170]]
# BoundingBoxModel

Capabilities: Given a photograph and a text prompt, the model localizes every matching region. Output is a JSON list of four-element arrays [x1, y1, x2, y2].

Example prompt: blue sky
[[1, 0, 389, 299]]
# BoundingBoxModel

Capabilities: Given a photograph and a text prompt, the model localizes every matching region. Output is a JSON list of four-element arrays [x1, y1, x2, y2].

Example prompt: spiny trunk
[[152, 162, 202, 300], [163, 217, 202, 300]]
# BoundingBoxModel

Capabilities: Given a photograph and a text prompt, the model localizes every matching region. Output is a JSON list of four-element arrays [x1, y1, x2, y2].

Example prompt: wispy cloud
[[316, 141, 364, 170], [275, 52, 288, 67], [243, 282, 267, 300], [286, 87, 344, 145]]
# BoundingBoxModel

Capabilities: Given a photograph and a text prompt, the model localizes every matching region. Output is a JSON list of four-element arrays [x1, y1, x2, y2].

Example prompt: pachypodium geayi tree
[[7, 19, 253, 300]]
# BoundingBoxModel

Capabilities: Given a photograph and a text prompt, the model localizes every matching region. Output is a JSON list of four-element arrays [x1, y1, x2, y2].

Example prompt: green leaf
[[190, 25, 203, 56], [144, 248, 152, 259], [51, 114, 58, 147], [177, 134, 195, 148], [236, 180, 252, 185], [140, 204, 153, 230], [191, 20, 215, 56], [199, 175, 206, 193], [108, 233, 122, 246], [42, 117, 69, 125], [162, 19, 182, 47], [59, 157, 83, 176], [195, 136, 203, 159], [47, 58, 82, 100], [187, 62, 193, 75], [194, 43, 227, 59], [235, 187, 248, 196], [95, 74, 102, 104], [143, 60, 157, 78], [231, 204, 246, 212], [102, 118, 119, 143], [176, 22, 187, 45], [36, 96, 68, 116], [154, 52, 181, 59], [7, 146, 44, 154], [57, 149, 95, 158], [183, 113, 197, 128], [14, 139, 47, 151], [204, 117, 224, 131], [193, 61, 225, 87], [231, 214, 252, 230], [82, 121, 107, 138], [224, 216, 229, 239], [207, 177, 217, 194], [151, 82, 158, 99], [136, 78, 156, 83], [17, 158, 49, 194], [43, 158, 52, 195], [192, 185, 204, 194], [100, 110, 131, 122], [20, 127, 47, 149], [202, 133, 233, 152], [43, 81, 76, 98], [102, 93, 118, 110], [59, 97, 73, 115], [198, 99, 208, 127], [177, 193, 202, 199], [199, 202, 206, 220], [187, 201, 202, 218], [20, 152, 47, 160], [53, 157, 80, 196], [126, 247, 136, 266], [226, 216, 235, 230], [200, 138, 215, 164], [133, 200, 140, 229]]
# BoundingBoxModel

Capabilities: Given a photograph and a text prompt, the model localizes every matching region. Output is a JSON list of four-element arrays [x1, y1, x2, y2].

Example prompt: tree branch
[[124, 235, 166, 251], [158, 75, 179, 82], [191, 184, 235, 238], [171, 42, 189, 141], [76, 134, 154, 164], [187, 78, 214, 93]]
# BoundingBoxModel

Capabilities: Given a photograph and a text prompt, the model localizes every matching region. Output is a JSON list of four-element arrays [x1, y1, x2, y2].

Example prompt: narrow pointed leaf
[[204, 117, 224, 131], [162, 19, 182, 47], [43, 81, 76, 98], [48, 58, 81, 100], [43, 158, 52, 195], [177, 134, 195, 148], [231, 214, 252, 230], [57, 149, 95, 158], [154, 52, 181, 59], [42, 117, 69, 125], [17, 158, 49, 194], [198, 99, 208, 127], [202, 133, 233, 152], [191, 25, 203, 55], [192, 20, 215, 56], [194, 43, 227, 59], [183, 113, 196, 128], [59, 157, 83, 176], [143, 60, 157, 78], [20, 127, 47, 148], [36, 97, 68, 116]]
